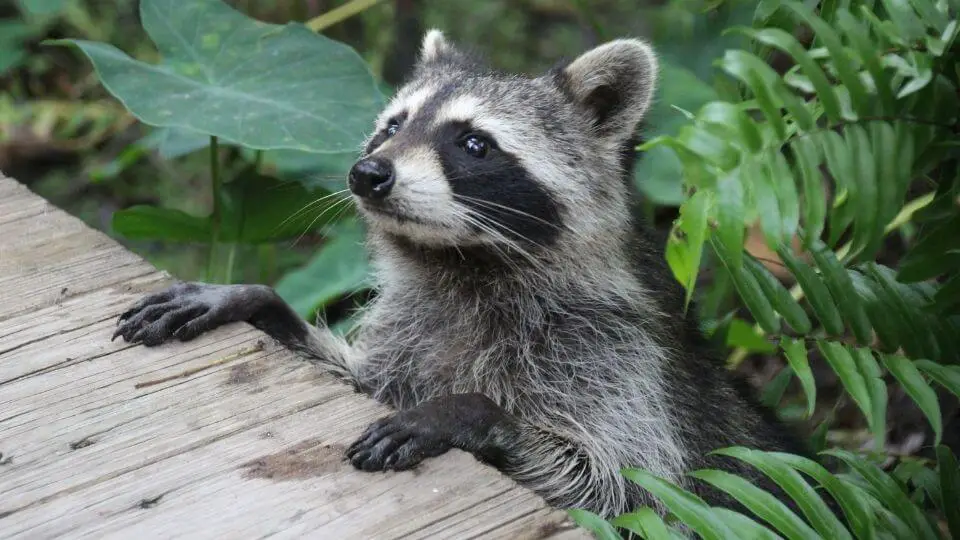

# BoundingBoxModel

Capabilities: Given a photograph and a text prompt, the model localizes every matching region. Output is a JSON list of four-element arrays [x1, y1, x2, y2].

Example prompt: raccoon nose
[[348, 157, 395, 199]]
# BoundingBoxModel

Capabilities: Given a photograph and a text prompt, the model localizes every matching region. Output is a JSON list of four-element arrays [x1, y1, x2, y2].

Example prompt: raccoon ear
[[419, 29, 457, 64], [561, 39, 658, 139]]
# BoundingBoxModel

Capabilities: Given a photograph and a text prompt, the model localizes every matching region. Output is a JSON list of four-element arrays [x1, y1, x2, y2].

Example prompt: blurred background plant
[[2, 0, 959, 537]]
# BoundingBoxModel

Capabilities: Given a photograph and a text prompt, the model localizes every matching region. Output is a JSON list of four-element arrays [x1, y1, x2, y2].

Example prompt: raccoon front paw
[[113, 282, 244, 347], [345, 393, 511, 472], [345, 411, 454, 472]]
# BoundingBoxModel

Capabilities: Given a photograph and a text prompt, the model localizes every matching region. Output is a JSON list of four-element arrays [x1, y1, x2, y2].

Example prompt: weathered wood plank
[[0, 181, 156, 322], [0, 174, 584, 539]]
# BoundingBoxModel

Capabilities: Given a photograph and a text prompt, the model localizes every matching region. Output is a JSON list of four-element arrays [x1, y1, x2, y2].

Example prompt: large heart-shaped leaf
[[53, 0, 384, 153]]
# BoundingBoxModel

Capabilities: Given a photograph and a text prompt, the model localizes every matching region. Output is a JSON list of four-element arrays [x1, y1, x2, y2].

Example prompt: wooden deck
[[0, 175, 584, 539]]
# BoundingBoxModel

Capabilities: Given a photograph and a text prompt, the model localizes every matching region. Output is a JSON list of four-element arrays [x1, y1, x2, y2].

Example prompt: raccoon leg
[[345, 393, 626, 515], [113, 281, 360, 380]]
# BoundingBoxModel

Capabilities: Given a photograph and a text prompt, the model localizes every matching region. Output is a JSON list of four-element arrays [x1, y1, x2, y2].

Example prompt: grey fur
[[114, 30, 808, 522]]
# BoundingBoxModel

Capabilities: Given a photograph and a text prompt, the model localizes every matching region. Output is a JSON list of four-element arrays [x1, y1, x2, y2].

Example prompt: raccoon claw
[[345, 413, 452, 472], [113, 282, 238, 347], [345, 393, 511, 472]]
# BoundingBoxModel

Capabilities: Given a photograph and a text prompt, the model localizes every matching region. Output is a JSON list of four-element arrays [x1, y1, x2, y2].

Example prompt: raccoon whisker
[[274, 189, 352, 234], [458, 207, 549, 274], [468, 208, 551, 255], [289, 195, 355, 248], [315, 197, 359, 239], [452, 194, 566, 232], [448, 207, 529, 274]]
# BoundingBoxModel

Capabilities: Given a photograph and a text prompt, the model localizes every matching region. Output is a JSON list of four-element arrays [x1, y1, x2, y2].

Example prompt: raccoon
[[114, 30, 810, 519]]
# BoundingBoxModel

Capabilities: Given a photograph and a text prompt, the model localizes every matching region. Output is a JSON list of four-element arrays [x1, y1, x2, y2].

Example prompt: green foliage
[[69, 0, 381, 302], [54, 0, 384, 153], [582, 0, 960, 537], [274, 217, 371, 319], [0, 20, 33, 73], [573, 447, 960, 540]]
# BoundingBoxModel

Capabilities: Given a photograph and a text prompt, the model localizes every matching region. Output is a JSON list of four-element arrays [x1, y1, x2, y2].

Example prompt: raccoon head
[[348, 30, 658, 262]]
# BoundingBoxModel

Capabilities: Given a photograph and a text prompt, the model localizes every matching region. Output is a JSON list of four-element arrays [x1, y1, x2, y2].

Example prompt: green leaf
[[676, 190, 712, 309], [783, 1, 870, 119], [751, 158, 785, 248], [915, 360, 960, 399], [822, 134, 856, 247], [149, 127, 213, 159], [112, 205, 211, 242], [681, 126, 739, 169], [0, 19, 37, 73], [770, 452, 876, 540], [791, 137, 826, 250], [717, 50, 788, 140], [219, 167, 351, 244], [53, 0, 384, 153], [824, 449, 941, 540], [715, 172, 746, 270], [726, 318, 777, 354], [780, 337, 817, 418], [611, 508, 678, 540], [769, 151, 800, 245], [743, 255, 811, 333], [777, 246, 844, 335], [17, 0, 68, 16], [932, 272, 960, 313], [734, 26, 842, 123], [846, 125, 879, 261], [690, 469, 820, 540], [567, 509, 622, 540], [274, 218, 371, 318], [881, 355, 943, 445], [836, 9, 895, 113], [937, 446, 960, 540], [879, 0, 928, 42], [864, 263, 938, 360], [698, 101, 763, 152], [713, 447, 852, 540], [898, 215, 960, 282], [851, 347, 888, 451], [712, 238, 780, 333], [709, 508, 781, 540], [816, 341, 878, 444], [761, 366, 794, 407], [871, 121, 900, 242], [621, 468, 738, 540], [807, 239, 873, 345]]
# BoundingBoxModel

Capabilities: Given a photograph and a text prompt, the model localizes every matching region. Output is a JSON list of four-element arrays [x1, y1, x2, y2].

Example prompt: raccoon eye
[[386, 118, 401, 137], [460, 134, 490, 158]]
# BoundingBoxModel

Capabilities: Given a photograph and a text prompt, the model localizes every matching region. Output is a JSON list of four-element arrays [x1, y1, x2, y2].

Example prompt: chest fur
[[356, 287, 596, 409]]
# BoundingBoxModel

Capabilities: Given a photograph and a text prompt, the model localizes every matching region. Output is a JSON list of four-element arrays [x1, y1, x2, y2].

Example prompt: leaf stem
[[726, 192, 936, 368], [306, 0, 384, 32], [224, 243, 237, 284], [207, 136, 222, 282]]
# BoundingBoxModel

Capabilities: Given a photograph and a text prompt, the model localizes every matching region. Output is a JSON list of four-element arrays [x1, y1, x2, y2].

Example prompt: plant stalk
[[207, 136, 222, 282], [224, 244, 237, 284], [306, 0, 384, 32]]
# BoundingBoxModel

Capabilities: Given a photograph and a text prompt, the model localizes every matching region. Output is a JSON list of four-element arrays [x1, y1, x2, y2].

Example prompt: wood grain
[[0, 175, 585, 539]]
